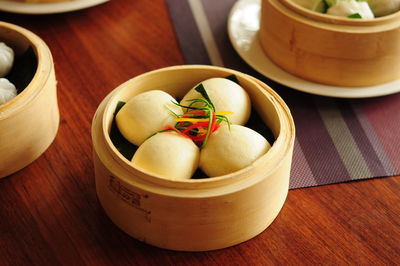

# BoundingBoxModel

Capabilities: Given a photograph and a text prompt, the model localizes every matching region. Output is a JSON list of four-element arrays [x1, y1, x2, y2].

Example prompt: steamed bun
[[180, 78, 251, 125], [131, 132, 200, 180], [116, 90, 183, 146], [200, 125, 270, 177]]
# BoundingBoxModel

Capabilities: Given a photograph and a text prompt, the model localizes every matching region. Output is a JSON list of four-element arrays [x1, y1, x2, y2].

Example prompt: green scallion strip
[[194, 83, 215, 111], [201, 109, 214, 148]]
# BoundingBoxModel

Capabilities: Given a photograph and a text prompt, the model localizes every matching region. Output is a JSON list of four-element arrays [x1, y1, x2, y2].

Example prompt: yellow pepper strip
[[175, 111, 233, 123], [175, 117, 210, 123], [196, 127, 208, 135], [215, 111, 234, 115]]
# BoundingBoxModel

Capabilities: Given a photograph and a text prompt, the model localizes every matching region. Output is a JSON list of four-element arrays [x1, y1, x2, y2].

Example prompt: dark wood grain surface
[[1, 1, 399, 265]]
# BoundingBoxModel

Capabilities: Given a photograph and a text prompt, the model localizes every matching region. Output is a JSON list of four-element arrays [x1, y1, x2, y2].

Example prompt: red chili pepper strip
[[183, 123, 201, 134], [172, 109, 224, 147], [192, 134, 206, 145], [185, 110, 206, 115], [210, 114, 220, 133], [178, 110, 207, 127], [193, 121, 210, 128], [162, 125, 191, 139]]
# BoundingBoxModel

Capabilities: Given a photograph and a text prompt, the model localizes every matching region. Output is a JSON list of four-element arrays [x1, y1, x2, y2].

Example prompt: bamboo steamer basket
[[259, 0, 400, 87], [0, 22, 59, 178], [91, 65, 295, 251]]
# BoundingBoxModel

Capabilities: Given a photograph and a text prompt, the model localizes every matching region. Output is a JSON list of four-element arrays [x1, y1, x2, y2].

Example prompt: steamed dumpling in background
[[367, 0, 400, 16], [116, 90, 183, 146], [131, 132, 200, 180], [0, 78, 17, 105], [200, 125, 271, 177], [0, 42, 14, 78], [180, 78, 251, 125], [327, 0, 374, 18], [292, 0, 327, 12]]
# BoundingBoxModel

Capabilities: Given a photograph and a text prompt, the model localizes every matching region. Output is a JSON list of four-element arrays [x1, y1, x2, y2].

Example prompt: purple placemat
[[166, 0, 400, 189]]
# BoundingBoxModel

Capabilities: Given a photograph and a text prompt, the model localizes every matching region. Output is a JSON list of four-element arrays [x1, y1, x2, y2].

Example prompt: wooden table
[[1, 1, 399, 265]]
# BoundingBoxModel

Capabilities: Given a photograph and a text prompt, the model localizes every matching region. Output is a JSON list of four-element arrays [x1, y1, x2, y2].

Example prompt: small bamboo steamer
[[0, 22, 59, 178], [259, 0, 400, 87], [91, 65, 295, 251]]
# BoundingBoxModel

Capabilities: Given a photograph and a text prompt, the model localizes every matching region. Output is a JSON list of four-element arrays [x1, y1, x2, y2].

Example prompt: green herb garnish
[[171, 100, 229, 148], [194, 83, 215, 111], [169, 85, 232, 148]]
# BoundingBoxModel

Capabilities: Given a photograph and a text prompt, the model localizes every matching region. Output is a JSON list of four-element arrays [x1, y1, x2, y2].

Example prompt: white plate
[[227, 0, 400, 98], [0, 0, 108, 14]]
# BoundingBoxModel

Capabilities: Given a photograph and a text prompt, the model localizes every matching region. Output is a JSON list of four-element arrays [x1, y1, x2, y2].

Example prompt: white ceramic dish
[[227, 0, 400, 98], [0, 0, 108, 14]]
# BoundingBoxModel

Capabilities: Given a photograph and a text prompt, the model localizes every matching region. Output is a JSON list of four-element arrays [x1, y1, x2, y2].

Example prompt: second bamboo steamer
[[0, 22, 59, 178], [259, 0, 400, 87]]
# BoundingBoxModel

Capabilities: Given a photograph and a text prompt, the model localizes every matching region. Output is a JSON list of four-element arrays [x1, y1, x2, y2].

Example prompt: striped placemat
[[166, 0, 400, 189]]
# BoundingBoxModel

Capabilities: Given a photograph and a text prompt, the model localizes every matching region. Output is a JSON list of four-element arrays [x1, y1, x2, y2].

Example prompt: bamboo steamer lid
[[91, 65, 295, 251], [259, 0, 400, 87], [0, 22, 59, 178]]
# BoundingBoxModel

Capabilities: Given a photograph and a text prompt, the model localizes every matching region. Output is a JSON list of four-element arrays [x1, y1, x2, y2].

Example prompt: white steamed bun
[[180, 78, 251, 125], [200, 125, 271, 177], [131, 132, 200, 180], [116, 90, 183, 146]]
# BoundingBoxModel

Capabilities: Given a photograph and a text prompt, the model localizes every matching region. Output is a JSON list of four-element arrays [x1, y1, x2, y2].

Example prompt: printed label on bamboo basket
[[108, 176, 151, 222]]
